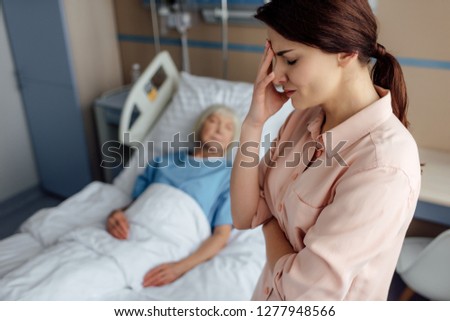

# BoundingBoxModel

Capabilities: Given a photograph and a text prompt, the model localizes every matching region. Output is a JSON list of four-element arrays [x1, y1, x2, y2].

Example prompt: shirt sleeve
[[131, 157, 159, 200], [251, 113, 293, 228], [271, 166, 417, 300], [211, 188, 233, 228]]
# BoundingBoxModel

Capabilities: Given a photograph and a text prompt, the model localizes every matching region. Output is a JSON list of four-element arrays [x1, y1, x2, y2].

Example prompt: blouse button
[[278, 203, 283, 212], [265, 287, 271, 295]]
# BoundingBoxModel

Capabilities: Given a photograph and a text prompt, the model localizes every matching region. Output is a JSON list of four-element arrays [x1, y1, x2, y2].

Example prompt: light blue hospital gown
[[132, 150, 233, 229]]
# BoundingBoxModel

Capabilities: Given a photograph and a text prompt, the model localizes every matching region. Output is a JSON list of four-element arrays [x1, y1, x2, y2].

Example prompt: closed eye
[[287, 59, 297, 66]]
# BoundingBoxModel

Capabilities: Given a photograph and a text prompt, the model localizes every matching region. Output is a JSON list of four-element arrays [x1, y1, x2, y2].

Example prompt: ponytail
[[371, 43, 409, 128], [255, 1, 409, 128]]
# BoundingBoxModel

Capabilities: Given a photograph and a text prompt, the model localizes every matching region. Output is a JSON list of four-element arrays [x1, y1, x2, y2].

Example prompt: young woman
[[108, 104, 240, 287], [231, 0, 421, 300]]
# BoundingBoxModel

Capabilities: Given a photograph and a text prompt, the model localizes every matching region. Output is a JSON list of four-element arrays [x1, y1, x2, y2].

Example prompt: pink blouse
[[251, 87, 421, 300]]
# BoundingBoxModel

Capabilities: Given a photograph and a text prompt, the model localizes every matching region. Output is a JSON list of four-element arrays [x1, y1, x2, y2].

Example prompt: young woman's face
[[268, 28, 342, 110], [200, 112, 235, 155]]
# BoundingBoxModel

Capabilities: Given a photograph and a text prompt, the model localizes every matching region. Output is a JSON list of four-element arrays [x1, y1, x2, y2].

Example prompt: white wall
[[63, 0, 123, 180], [0, 6, 39, 202]]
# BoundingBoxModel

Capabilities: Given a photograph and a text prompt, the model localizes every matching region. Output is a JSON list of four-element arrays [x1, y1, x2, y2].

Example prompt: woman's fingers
[[152, 278, 169, 287], [144, 274, 163, 287], [117, 218, 129, 238], [112, 226, 124, 239], [143, 266, 166, 287], [108, 221, 126, 239], [256, 43, 275, 83], [258, 40, 270, 66], [107, 211, 129, 239], [110, 228, 121, 239], [260, 71, 275, 90], [116, 227, 126, 240], [143, 264, 180, 287], [147, 273, 173, 287]]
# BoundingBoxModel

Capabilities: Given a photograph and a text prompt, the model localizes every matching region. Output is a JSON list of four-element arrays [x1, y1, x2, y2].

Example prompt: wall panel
[[114, 0, 450, 151]]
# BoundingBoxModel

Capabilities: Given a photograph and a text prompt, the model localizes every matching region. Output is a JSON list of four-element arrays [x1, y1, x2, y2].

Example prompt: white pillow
[[114, 72, 293, 195], [150, 72, 253, 153]]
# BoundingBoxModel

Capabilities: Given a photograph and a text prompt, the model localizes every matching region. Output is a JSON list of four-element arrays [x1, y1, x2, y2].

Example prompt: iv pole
[[220, 0, 228, 79], [177, 0, 191, 73], [149, 0, 161, 53]]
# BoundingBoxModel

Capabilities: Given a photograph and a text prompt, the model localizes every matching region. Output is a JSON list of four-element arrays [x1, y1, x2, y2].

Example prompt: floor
[[0, 186, 63, 240], [0, 187, 427, 301], [388, 272, 427, 301]]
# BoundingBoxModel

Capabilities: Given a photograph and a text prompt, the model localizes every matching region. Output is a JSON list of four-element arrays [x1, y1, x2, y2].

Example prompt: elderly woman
[[107, 104, 240, 287], [0, 104, 241, 300]]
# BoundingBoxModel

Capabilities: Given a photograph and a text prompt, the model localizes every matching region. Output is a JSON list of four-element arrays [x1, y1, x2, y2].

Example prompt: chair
[[396, 229, 450, 300]]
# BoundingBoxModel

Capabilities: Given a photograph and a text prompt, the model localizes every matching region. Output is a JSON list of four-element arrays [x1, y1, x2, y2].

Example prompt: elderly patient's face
[[200, 112, 235, 155]]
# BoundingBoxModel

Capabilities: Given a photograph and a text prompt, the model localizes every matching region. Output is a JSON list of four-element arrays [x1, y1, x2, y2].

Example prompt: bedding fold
[[0, 183, 210, 300]]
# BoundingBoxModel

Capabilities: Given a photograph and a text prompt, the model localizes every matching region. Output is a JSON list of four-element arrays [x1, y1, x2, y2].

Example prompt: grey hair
[[193, 104, 241, 149]]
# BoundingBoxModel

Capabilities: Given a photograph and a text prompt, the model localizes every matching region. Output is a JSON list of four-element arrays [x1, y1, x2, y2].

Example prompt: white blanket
[[0, 183, 211, 300]]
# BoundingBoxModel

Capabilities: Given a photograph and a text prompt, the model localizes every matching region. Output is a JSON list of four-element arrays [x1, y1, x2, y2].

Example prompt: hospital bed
[[0, 51, 293, 300]]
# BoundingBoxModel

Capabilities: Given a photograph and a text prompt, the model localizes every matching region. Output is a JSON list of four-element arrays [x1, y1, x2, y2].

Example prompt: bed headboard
[[119, 51, 179, 146]]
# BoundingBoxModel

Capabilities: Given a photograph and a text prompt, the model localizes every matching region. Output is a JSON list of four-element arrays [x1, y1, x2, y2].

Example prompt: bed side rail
[[119, 51, 179, 146]]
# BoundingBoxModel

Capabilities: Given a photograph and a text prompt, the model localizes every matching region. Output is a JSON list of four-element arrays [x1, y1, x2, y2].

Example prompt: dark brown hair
[[255, 0, 409, 127]]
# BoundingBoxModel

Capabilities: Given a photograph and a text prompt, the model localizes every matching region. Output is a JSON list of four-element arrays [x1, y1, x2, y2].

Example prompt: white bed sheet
[[102, 227, 265, 301], [0, 233, 42, 279], [0, 181, 265, 300]]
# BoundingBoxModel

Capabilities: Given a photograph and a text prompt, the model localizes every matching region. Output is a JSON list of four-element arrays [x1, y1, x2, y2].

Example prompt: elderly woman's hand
[[106, 209, 129, 240], [142, 262, 186, 287]]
